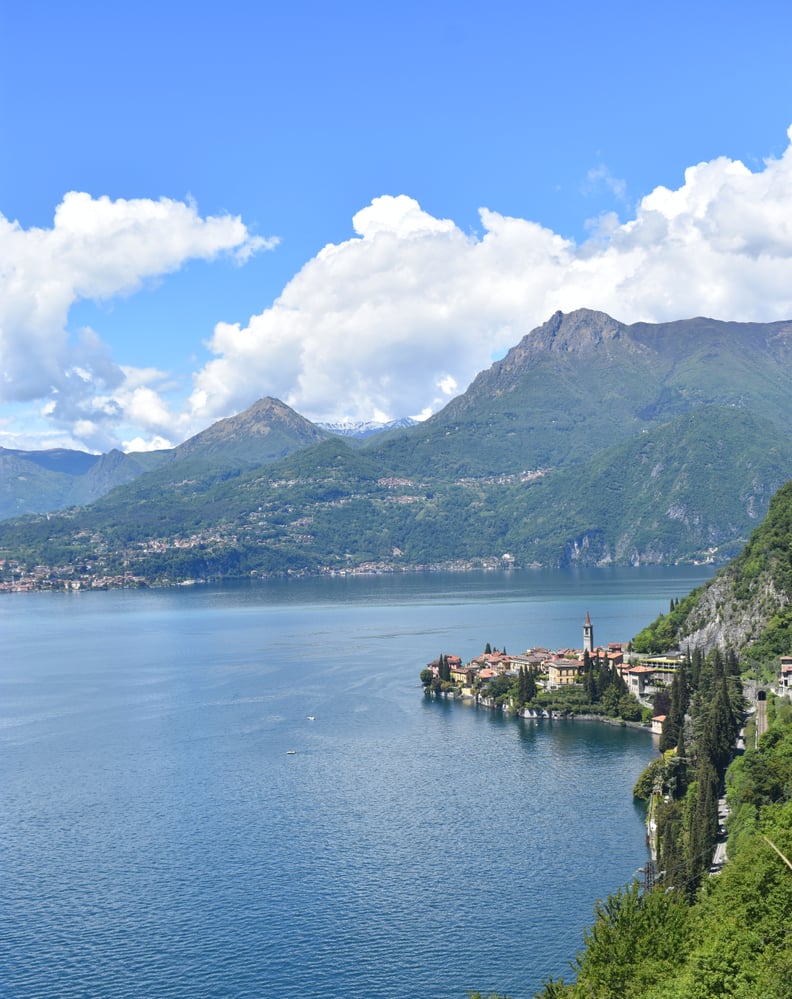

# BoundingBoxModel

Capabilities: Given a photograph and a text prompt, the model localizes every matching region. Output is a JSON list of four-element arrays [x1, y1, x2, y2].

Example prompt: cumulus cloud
[[0, 192, 274, 450], [6, 127, 792, 451], [186, 127, 792, 431]]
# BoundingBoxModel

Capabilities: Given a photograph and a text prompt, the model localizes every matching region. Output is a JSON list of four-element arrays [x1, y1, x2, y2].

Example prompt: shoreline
[[427, 689, 655, 734], [0, 557, 723, 595]]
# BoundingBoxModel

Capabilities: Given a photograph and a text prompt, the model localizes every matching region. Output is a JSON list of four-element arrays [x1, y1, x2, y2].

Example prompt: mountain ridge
[[3, 308, 792, 582]]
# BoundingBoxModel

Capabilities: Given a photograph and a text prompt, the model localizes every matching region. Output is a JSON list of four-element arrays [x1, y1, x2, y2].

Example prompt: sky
[[2, 1, 792, 453]]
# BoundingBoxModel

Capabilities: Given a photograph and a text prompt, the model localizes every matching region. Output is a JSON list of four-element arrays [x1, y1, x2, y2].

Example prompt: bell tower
[[583, 610, 593, 653]]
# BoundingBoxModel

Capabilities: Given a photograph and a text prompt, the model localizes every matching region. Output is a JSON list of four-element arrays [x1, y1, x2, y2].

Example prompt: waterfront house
[[510, 650, 549, 670], [625, 665, 656, 698], [471, 651, 512, 675], [450, 664, 478, 685], [651, 714, 666, 736], [546, 657, 580, 688]]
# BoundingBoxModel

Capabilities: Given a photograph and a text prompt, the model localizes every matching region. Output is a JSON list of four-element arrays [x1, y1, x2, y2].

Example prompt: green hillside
[[4, 309, 792, 583], [527, 695, 792, 999], [369, 310, 792, 478]]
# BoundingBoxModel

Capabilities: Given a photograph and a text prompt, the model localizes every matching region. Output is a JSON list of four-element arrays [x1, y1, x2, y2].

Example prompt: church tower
[[583, 610, 593, 653]]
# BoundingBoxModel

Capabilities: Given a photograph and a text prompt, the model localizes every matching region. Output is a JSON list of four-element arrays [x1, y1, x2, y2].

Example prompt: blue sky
[[3, 1, 792, 451]]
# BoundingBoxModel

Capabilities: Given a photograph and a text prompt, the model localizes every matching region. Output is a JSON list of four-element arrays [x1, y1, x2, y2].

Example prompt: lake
[[0, 565, 714, 998]]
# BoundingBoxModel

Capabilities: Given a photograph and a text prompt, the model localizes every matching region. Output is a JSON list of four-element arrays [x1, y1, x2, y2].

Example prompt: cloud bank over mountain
[[4, 126, 792, 451], [187, 126, 792, 433]]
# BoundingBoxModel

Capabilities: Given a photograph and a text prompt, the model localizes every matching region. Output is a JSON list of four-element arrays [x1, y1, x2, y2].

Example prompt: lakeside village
[[421, 611, 792, 730]]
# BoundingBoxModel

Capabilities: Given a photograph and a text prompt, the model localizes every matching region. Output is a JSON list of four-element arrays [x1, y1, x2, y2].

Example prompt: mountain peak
[[532, 309, 626, 352], [172, 397, 328, 465]]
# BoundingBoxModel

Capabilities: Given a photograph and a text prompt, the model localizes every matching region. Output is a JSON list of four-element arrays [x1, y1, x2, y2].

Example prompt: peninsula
[[421, 612, 667, 728]]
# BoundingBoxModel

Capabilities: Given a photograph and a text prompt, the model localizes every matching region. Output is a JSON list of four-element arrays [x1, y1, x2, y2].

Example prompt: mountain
[[371, 309, 792, 477], [506, 405, 792, 567], [0, 397, 330, 519], [0, 446, 100, 476], [319, 417, 418, 439], [4, 308, 792, 583], [167, 396, 330, 466], [0, 449, 90, 519]]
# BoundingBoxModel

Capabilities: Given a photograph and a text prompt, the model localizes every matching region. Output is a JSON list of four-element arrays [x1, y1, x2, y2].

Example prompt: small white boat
[[307, 715, 316, 721], [286, 750, 297, 755]]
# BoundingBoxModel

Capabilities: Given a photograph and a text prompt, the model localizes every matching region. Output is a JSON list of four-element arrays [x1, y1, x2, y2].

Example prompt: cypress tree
[[689, 647, 703, 688], [660, 665, 688, 752], [707, 676, 738, 776], [687, 759, 719, 887], [516, 666, 528, 707], [585, 665, 598, 703], [525, 668, 537, 702], [657, 799, 687, 891]]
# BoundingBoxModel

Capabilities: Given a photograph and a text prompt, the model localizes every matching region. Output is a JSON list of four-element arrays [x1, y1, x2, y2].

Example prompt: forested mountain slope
[[4, 309, 792, 578], [0, 397, 329, 520], [368, 309, 792, 478]]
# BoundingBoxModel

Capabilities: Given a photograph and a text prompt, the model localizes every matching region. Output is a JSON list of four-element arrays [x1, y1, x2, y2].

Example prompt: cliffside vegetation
[[471, 690, 792, 999], [634, 480, 792, 675], [472, 476, 792, 998]]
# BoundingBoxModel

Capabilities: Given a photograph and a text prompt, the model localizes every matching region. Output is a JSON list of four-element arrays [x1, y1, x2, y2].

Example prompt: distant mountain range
[[0, 405, 419, 521], [3, 308, 792, 582], [318, 417, 418, 439]]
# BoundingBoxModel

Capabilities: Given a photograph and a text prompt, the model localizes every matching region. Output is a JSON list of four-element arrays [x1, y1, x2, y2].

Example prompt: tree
[[660, 664, 689, 752], [515, 665, 537, 707], [573, 882, 692, 997], [618, 694, 643, 722], [525, 667, 537, 702], [653, 688, 672, 716], [687, 759, 719, 887], [516, 666, 528, 707], [483, 673, 515, 703]]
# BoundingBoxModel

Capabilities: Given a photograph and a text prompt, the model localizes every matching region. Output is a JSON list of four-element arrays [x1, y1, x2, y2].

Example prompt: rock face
[[678, 571, 789, 654], [668, 480, 792, 657]]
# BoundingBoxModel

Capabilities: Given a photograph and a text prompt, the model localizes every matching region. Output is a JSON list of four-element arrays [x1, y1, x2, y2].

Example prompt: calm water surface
[[0, 566, 714, 998]]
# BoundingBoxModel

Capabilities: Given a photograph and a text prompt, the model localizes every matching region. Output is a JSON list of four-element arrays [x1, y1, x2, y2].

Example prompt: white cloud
[[185, 125, 792, 432], [6, 127, 792, 452], [0, 192, 273, 449], [122, 434, 173, 454]]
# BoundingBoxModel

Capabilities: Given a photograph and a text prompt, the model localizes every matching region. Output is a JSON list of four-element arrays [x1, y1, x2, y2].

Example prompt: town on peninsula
[[423, 611, 689, 730]]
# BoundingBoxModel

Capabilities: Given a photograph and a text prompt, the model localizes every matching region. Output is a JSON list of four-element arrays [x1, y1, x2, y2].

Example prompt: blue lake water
[[0, 565, 714, 998]]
